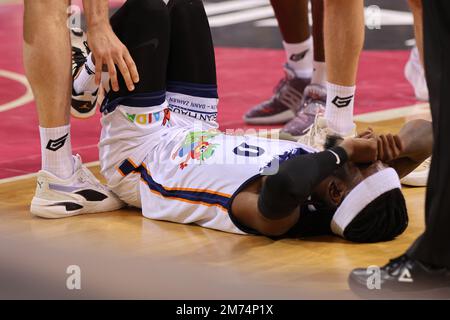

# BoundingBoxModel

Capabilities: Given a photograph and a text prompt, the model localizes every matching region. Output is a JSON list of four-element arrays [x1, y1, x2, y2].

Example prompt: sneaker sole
[[70, 105, 97, 119], [243, 109, 295, 125], [400, 176, 427, 187]]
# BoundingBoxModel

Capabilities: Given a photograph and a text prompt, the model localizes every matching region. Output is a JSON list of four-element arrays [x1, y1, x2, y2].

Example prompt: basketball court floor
[[0, 0, 437, 299]]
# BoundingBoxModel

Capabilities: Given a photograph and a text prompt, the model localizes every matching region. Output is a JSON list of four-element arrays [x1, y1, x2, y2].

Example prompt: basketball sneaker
[[71, 28, 98, 119], [243, 64, 310, 124], [400, 157, 430, 187], [296, 114, 356, 151], [30, 155, 124, 218], [279, 84, 326, 141], [405, 46, 429, 101]]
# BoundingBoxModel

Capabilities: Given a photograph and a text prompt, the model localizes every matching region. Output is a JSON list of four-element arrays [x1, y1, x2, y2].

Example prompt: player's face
[[314, 161, 389, 208]]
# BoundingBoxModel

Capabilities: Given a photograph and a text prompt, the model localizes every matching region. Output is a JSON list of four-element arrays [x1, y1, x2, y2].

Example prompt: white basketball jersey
[[100, 103, 316, 234]]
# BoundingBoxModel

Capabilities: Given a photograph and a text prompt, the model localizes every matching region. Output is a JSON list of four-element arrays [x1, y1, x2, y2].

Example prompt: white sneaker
[[30, 155, 124, 218], [400, 157, 430, 187], [297, 114, 355, 151], [404, 47, 429, 101]]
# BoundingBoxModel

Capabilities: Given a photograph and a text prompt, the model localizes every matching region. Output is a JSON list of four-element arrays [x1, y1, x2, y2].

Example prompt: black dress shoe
[[348, 254, 450, 299]]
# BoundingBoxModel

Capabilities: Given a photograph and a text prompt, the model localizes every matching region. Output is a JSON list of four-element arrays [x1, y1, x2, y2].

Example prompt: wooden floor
[[0, 116, 432, 299]]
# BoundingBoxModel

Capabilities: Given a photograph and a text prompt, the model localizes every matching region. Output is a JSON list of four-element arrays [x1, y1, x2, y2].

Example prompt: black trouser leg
[[166, 0, 217, 85], [407, 0, 450, 268], [165, 0, 219, 127], [106, 0, 170, 104]]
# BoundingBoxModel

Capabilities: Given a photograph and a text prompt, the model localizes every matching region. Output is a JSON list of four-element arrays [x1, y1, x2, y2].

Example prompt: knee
[[24, 0, 68, 24]]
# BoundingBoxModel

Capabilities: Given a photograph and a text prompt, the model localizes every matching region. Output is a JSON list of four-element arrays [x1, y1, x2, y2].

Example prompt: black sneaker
[[349, 254, 450, 299]]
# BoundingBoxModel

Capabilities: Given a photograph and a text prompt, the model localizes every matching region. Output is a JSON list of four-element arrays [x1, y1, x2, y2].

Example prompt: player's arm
[[359, 119, 432, 178], [82, 0, 139, 92], [232, 139, 378, 236]]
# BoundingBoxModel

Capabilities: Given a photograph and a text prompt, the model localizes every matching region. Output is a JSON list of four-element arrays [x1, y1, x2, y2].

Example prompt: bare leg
[[324, 0, 364, 136], [243, 0, 312, 125], [409, 0, 424, 64], [312, 0, 325, 63], [270, 0, 310, 43], [324, 0, 364, 86], [24, 0, 71, 127], [270, 0, 312, 79], [311, 0, 326, 86]]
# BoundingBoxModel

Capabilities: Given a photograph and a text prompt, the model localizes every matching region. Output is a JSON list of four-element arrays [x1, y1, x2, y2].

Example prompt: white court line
[[0, 161, 99, 185], [354, 103, 430, 123], [204, 0, 269, 16], [208, 6, 274, 27], [0, 69, 34, 112]]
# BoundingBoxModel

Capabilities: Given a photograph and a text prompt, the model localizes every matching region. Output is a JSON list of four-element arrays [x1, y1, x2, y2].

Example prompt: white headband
[[331, 167, 401, 237]]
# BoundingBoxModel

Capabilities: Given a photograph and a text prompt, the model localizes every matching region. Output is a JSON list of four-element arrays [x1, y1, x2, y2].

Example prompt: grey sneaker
[[243, 64, 310, 125], [280, 84, 326, 141]]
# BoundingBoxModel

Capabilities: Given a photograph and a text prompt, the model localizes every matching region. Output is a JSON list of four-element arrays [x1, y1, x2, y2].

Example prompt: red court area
[[0, 3, 417, 179]]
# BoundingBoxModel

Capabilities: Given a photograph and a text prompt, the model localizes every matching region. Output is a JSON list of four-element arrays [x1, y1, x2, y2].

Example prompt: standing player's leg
[[323, 0, 364, 137], [400, 0, 430, 188], [24, 0, 73, 179], [243, 0, 312, 125], [24, 0, 123, 218], [405, 0, 429, 101], [165, 0, 219, 129], [281, 0, 328, 140]]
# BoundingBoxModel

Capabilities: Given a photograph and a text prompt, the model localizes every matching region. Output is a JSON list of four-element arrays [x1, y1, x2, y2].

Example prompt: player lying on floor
[[62, 0, 432, 242]]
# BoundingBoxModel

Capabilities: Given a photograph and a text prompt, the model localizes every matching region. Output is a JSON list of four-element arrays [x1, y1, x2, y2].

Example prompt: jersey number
[[233, 143, 265, 157]]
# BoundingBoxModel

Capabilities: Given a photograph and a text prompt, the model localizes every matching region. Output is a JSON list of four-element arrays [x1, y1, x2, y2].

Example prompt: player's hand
[[87, 24, 139, 92], [377, 133, 403, 162], [357, 127, 375, 139], [341, 137, 378, 164]]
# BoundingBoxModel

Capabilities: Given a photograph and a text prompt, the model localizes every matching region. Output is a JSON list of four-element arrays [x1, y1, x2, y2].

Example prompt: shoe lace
[[384, 254, 409, 275], [298, 112, 326, 149], [83, 40, 91, 55]]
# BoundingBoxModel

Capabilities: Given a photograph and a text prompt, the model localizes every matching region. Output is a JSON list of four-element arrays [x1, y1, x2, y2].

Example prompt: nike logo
[[290, 49, 309, 62], [133, 38, 159, 51]]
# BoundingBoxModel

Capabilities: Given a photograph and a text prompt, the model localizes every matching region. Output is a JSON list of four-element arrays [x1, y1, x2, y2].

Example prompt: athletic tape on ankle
[[331, 168, 401, 237]]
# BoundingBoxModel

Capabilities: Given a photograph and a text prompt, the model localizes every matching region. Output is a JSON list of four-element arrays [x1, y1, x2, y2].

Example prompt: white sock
[[311, 61, 327, 87], [73, 53, 97, 94], [325, 82, 356, 136], [283, 37, 313, 79], [39, 125, 74, 179]]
